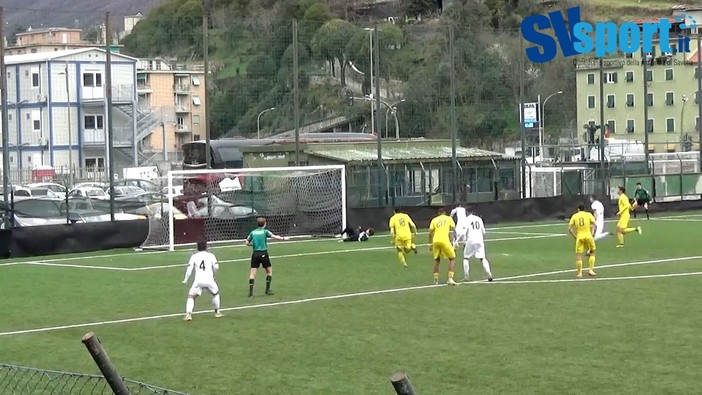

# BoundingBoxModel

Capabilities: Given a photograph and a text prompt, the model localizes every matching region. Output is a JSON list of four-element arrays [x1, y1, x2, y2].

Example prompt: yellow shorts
[[431, 241, 456, 260], [575, 237, 596, 254], [394, 237, 413, 252], [618, 213, 630, 229]]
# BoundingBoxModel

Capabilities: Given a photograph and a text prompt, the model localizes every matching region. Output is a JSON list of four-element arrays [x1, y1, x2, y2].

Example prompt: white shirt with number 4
[[591, 200, 605, 232], [184, 251, 220, 296]]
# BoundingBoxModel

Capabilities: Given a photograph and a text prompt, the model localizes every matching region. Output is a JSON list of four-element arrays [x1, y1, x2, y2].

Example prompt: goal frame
[[165, 164, 347, 251]]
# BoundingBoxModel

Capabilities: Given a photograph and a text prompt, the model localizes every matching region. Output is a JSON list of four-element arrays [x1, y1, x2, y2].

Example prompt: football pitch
[[1, 212, 702, 394]]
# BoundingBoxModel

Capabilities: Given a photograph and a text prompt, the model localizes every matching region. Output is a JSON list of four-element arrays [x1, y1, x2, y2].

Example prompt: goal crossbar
[[147, 164, 347, 251]]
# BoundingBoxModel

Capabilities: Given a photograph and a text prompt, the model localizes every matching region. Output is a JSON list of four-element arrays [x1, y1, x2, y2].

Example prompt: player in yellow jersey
[[389, 208, 418, 267], [429, 208, 457, 285], [568, 204, 597, 278], [616, 186, 642, 248]]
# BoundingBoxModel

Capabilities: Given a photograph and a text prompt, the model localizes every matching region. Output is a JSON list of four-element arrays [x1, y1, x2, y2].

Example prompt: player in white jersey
[[590, 195, 610, 241], [450, 204, 468, 248], [460, 208, 494, 282], [182, 241, 223, 321]]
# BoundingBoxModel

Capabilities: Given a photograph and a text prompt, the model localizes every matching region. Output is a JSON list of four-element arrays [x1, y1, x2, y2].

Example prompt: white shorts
[[463, 242, 486, 260], [188, 280, 219, 297], [454, 225, 468, 243]]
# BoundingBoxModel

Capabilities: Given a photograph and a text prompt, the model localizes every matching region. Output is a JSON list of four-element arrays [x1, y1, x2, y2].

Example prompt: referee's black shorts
[[251, 250, 271, 269], [636, 198, 650, 206]]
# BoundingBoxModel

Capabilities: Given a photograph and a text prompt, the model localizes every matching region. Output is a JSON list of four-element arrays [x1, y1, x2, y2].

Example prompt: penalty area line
[[469, 271, 702, 285], [1, 253, 701, 338]]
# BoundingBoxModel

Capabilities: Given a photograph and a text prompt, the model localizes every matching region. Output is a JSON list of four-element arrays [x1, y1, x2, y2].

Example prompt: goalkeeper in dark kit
[[633, 182, 651, 219], [338, 226, 375, 242]]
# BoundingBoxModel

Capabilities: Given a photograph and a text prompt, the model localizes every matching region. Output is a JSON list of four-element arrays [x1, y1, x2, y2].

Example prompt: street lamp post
[[385, 99, 405, 139], [363, 28, 374, 135], [680, 91, 697, 147], [257, 107, 276, 139], [60, 63, 73, 184], [539, 90, 563, 160]]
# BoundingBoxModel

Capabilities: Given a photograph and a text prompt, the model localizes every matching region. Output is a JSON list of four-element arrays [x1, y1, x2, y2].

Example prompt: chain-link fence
[[0, 363, 187, 395]]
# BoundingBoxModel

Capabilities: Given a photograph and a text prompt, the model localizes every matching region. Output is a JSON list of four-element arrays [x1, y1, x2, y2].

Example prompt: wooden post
[[390, 372, 417, 395], [81, 332, 129, 395]]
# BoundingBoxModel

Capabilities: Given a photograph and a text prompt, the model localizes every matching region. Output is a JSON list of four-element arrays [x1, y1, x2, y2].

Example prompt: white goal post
[[141, 165, 347, 251]]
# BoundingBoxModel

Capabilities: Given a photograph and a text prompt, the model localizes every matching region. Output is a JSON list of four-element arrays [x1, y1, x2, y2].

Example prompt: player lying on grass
[[246, 216, 289, 298], [632, 182, 651, 220], [182, 240, 223, 321], [429, 208, 457, 285], [568, 204, 597, 278], [616, 186, 642, 248], [458, 208, 493, 282], [389, 208, 418, 267], [338, 226, 375, 242]]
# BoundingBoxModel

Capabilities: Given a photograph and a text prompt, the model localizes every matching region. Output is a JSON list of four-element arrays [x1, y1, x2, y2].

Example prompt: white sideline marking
[[0, 211, 699, 269], [472, 271, 702, 285], [1, 253, 701, 337], [23, 262, 131, 271], [494, 255, 702, 282]]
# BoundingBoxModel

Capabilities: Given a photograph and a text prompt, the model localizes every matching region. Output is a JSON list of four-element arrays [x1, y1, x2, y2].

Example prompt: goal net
[[141, 165, 346, 251]]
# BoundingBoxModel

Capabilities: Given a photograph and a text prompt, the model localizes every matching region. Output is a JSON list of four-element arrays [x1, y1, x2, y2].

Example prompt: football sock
[[588, 255, 596, 270], [265, 275, 272, 292], [397, 251, 406, 265], [617, 233, 624, 245], [623, 228, 637, 234], [645, 209, 649, 219], [462, 259, 470, 279], [248, 279, 254, 296], [448, 271, 455, 280], [481, 259, 493, 278], [212, 294, 221, 312], [576, 260, 583, 275], [186, 297, 194, 314], [433, 272, 439, 282]]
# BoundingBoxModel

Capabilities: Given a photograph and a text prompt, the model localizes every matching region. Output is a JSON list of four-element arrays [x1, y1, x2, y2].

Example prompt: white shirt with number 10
[[464, 214, 486, 244], [187, 251, 219, 283], [450, 206, 468, 228]]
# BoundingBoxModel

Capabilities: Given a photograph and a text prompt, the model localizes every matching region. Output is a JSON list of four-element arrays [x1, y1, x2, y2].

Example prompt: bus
[[181, 133, 378, 169]]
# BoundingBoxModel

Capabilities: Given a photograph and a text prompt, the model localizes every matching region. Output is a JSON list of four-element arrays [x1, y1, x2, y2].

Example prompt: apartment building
[[576, 11, 702, 152], [136, 58, 206, 157], [6, 27, 107, 56], [1, 48, 139, 171]]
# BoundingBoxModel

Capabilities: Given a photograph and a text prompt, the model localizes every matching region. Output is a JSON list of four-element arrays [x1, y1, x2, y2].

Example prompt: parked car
[[68, 187, 109, 200], [115, 178, 160, 192], [26, 187, 61, 199], [194, 196, 258, 219], [161, 185, 184, 199], [110, 186, 146, 199], [26, 183, 67, 199], [73, 182, 108, 189], [1, 197, 84, 227], [116, 191, 163, 204], [135, 203, 187, 219]]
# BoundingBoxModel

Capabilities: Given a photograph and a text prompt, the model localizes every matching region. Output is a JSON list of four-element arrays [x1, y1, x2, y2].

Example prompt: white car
[[68, 187, 109, 200], [161, 185, 184, 199], [26, 183, 67, 199]]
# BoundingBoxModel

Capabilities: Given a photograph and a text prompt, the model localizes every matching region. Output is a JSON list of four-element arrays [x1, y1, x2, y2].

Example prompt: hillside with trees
[[120, 0, 617, 146]]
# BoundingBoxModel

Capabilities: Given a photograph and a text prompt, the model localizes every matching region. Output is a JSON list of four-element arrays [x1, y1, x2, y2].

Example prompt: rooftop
[[4, 48, 137, 65], [306, 145, 514, 163], [16, 27, 83, 36]]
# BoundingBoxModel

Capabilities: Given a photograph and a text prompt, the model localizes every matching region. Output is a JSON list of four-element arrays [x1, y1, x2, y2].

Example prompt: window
[[665, 69, 674, 80], [666, 118, 675, 133], [193, 115, 200, 124], [84, 115, 104, 129], [191, 75, 201, 86], [7, 113, 12, 121], [606, 120, 616, 134], [587, 73, 595, 84], [625, 71, 634, 82], [627, 119, 635, 133], [31, 67, 39, 88], [666, 92, 674, 106], [193, 134, 201, 141], [6, 71, 10, 79], [646, 70, 653, 82], [192, 96, 201, 106], [604, 72, 617, 84], [647, 93, 654, 106], [82, 72, 103, 87], [646, 119, 654, 133], [607, 94, 615, 108], [626, 94, 635, 107], [84, 158, 105, 168], [31, 110, 40, 132], [587, 95, 596, 109]]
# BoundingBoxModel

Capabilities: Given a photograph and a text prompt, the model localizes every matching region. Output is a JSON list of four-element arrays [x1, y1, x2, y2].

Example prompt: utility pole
[[203, 0, 212, 169], [519, 36, 526, 199], [643, 54, 650, 169], [0, 7, 10, 228], [105, 12, 115, 221], [697, 32, 702, 170], [374, 23, 383, 206], [599, 58, 606, 192], [449, 26, 458, 203], [293, 20, 300, 166]]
